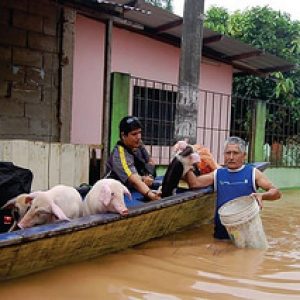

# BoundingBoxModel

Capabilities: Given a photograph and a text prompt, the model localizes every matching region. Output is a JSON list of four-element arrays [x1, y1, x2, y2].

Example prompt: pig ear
[[24, 195, 36, 204], [1, 197, 17, 210], [25, 191, 41, 204], [50, 201, 70, 221], [29, 191, 41, 197], [100, 184, 112, 206], [122, 185, 132, 200]]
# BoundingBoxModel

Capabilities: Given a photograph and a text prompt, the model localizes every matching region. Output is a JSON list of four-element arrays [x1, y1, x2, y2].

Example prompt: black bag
[[0, 162, 33, 232]]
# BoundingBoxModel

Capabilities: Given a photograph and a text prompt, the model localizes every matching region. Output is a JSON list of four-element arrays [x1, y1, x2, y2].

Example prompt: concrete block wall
[[0, 0, 61, 141]]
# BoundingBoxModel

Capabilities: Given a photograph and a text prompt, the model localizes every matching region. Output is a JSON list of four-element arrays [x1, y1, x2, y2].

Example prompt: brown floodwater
[[0, 189, 299, 299]]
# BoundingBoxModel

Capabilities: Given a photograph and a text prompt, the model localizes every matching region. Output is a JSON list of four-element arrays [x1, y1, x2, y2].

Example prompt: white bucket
[[218, 196, 268, 249]]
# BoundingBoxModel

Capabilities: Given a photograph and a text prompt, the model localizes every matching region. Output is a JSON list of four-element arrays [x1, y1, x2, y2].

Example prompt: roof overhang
[[58, 0, 295, 76]]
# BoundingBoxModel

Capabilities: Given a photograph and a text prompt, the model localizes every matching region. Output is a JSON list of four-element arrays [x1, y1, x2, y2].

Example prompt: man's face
[[122, 128, 142, 149], [224, 144, 246, 169]]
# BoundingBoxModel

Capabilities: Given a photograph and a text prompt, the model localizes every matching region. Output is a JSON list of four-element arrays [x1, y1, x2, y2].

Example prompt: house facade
[[0, 0, 294, 186], [72, 13, 233, 163]]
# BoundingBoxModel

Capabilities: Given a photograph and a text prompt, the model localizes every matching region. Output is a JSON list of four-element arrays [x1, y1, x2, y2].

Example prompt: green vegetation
[[205, 5, 300, 105]]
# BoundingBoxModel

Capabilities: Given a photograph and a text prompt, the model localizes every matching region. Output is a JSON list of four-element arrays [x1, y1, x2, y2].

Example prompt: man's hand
[[146, 190, 161, 201], [250, 193, 263, 209], [142, 175, 154, 187]]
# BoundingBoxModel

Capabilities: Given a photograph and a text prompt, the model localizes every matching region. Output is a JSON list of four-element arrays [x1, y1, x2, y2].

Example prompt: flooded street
[[0, 189, 299, 299]]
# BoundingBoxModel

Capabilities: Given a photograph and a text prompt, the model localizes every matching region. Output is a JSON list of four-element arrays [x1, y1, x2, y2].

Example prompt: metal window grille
[[131, 77, 232, 165], [132, 77, 177, 146]]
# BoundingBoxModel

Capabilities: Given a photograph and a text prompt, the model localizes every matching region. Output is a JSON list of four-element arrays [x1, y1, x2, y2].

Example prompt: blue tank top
[[214, 164, 256, 239]]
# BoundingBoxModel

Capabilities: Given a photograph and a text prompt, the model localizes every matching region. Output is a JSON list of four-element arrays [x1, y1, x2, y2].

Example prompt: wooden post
[[174, 0, 205, 144], [100, 19, 113, 177], [59, 7, 76, 143]]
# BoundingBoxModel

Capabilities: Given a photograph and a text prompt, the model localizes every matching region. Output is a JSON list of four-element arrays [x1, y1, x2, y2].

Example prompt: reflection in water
[[0, 190, 299, 299]]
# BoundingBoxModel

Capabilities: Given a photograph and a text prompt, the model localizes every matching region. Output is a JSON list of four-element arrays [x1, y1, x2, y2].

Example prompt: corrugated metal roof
[[62, 0, 295, 75]]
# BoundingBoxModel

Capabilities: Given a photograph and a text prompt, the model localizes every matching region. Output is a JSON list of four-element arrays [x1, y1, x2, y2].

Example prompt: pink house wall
[[111, 28, 179, 83], [72, 15, 233, 159], [111, 27, 233, 93], [72, 15, 105, 144]]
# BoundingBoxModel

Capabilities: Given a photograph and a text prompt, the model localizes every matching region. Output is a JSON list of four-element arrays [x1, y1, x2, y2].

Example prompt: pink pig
[[83, 179, 131, 216], [18, 185, 83, 229], [1, 193, 32, 231]]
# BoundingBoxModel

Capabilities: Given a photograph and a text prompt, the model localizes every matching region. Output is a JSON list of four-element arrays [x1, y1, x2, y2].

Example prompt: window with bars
[[132, 84, 177, 146]]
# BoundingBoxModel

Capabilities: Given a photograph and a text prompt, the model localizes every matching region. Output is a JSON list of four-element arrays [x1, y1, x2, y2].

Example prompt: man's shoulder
[[112, 143, 130, 154], [245, 163, 256, 171], [218, 164, 254, 173]]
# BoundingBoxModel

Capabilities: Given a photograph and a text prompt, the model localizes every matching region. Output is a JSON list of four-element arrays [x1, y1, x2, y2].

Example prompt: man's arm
[[128, 174, 160, 201], [185, 169, 215, 188], [251, 169, 282, 208]]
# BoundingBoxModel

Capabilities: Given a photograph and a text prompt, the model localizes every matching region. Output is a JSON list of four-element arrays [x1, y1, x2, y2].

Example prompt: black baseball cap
[[119, 116, 142, 135]]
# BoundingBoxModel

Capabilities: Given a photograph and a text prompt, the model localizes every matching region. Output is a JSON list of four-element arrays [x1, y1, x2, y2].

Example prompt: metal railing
[[231, 95, 300, 167], [131, 76, 300, 167], [265, 100, 300, 167]]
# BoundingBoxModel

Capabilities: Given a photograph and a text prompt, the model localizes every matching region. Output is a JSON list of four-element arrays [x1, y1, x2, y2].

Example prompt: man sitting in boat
[[105, 116, 161, 202], [184, 136, 281, 240]]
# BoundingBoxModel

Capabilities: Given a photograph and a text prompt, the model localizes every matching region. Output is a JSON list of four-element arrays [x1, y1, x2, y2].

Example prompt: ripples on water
[[0, 190, 299, 300]]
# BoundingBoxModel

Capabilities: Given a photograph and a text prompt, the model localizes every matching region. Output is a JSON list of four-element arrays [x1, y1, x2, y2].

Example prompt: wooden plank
[[29, 141, 50, 190], [74, 144, 89, 185], [10, 140, 30, 168], [0, 140, 90, 190], [101, 19, 113, 176], [48, 143, 61, 187], [1, 140, 13, 161], [60, 143, 76, 186]]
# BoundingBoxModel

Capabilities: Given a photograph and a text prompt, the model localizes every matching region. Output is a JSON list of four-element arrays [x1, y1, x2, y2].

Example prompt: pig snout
[[17, 222, 24, 229], [114, 204, 128, 216], [111, 200, 128, 216], [18, 214, 33, 228], [120, 208, 128, 216], [17, 218, 31, 229]]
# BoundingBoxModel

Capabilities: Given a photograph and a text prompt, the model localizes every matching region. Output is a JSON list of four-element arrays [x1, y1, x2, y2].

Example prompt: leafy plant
[[205, 5, 300, 103], [205, 5, 300, 145]]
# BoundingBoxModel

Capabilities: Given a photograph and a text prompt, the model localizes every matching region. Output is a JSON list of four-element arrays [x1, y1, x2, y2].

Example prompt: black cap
[[119, 116, 142, 136]]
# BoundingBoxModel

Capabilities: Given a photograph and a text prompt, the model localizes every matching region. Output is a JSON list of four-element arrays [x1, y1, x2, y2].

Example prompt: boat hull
[[0, 162, 269, 281], [0, 188, 215, 281]]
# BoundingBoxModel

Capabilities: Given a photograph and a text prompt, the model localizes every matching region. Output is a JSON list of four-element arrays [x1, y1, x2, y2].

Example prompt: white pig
[[18, 185, 83, 229], [83, 178, 131, 216], [1, 194, 32, 231]]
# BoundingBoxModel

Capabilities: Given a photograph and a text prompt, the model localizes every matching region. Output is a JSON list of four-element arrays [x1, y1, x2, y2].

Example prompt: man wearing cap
[[106, 116, 161, 201]]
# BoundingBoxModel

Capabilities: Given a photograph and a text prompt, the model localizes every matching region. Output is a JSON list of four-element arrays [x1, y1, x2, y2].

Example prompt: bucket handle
[[250, 194, 263, 210]]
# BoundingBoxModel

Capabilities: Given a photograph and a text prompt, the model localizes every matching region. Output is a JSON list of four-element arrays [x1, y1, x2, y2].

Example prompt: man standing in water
[[185, 136, 281, 239], [106, 116, 161, 201]]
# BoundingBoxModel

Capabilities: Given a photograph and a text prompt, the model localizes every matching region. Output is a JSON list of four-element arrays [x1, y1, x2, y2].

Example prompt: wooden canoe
[[0, 162, 269, 281]]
